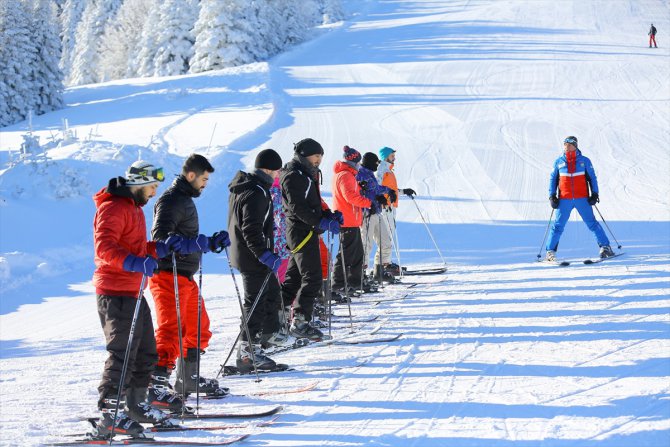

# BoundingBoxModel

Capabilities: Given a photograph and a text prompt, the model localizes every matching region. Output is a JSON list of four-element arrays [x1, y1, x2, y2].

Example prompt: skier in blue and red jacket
[[545, 136, 613, 261]]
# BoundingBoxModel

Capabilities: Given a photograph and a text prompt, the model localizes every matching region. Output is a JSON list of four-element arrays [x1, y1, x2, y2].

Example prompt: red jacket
[[93, 178, 157, 296], [331, 161, 371, 227]]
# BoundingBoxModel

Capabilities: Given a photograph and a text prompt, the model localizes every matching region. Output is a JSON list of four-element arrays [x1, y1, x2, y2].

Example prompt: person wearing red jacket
[[331, 146, 372, 295], [92, 161, 180, 438]]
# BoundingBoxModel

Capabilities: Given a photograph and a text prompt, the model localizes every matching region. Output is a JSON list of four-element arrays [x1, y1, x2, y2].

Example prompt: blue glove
[[155, 234, 183, 258], [209, 231, 230, 252], [181, 234, 210, 254], [122, 255, 158, 277], [259, 250, 281, 273], [332, 210, 344, 225], [319, 217, 340, 235]]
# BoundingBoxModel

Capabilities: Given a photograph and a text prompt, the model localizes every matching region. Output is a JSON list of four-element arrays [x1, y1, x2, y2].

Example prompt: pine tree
[[190, 0, 258, 73], [99, 0, 155, 81], [59, 0, 86, 84], [133, 4, 161, 77], [0, 0, 37, 127], [152, 0, 199, 76], [69, 0, 122, 86], [32, 0, 64, 114]]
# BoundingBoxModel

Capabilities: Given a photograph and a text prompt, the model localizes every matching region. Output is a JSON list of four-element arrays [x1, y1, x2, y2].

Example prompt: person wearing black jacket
[[149, 154, 230, 403], [280, 138, 341, 340], [649, 23, 658, 48], [228, 149, 289, 373]]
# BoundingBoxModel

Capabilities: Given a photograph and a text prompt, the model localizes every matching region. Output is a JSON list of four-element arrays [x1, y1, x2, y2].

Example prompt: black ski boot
[[147, 366, 187, 413], [374, 264, 397, 283], [175, 348, 230, 398], [125, 387, 176, 426], [600, 245, 615, 259], [290, 313, 326, 341], [94, 393, 145, 439], [385, 262, 406, 276], [236, 341, 283, 373], [361, 274, 379, 293]]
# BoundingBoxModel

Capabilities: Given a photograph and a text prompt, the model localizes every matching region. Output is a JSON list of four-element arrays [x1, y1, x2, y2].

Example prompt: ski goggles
[[563, 137, 578, 146], [128, 165, 165, 182]]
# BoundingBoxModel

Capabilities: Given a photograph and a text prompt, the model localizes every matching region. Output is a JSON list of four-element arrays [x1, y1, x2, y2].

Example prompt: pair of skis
[[539, 252, 624, 266], [57, 406, 284, 445]]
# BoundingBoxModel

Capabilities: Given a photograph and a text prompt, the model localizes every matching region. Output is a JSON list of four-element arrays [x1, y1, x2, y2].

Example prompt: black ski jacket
[[280, 156, 324, 235], [227, 170, 274, 273], [151, 176, 201, 277]]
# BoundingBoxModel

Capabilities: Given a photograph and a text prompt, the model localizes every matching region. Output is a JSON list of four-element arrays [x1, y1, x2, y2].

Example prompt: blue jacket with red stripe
[[548, 149, 599, 199]]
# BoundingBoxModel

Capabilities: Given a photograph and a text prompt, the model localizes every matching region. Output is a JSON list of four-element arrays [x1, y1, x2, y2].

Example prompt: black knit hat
[[294, 138, 324, 157], [361, 152, 380, 172], [254, 149, 282, 170]]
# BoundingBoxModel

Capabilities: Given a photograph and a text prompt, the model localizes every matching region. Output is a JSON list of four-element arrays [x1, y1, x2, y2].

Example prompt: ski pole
[[410, 196, 447, 265], [390, 209, 404, 278], [215, 270, 271, 378], [327, 234, 334, 339], [172, 253, 187, 419], [594, 204, 622, 249], [383, 209, 403, 278], [109, 274, 147, 444], [378, 212, 384, 289], [536, 209, 555, 260], [361, 214, 371, 292], [338, 235, 354, 332], [195, 257, 203, 416]]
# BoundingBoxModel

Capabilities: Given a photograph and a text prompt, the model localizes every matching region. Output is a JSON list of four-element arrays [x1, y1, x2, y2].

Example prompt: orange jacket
[[376, 160, 399, 207], [332, 160, 371, 227], [93, 178, 157, 296]]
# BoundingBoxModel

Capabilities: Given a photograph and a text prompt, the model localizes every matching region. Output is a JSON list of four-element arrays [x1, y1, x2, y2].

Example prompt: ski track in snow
[[1, 0, 670, 445]]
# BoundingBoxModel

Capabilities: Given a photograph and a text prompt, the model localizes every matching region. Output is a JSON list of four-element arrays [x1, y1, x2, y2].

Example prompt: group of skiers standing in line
[[90, 138, 415, 438]]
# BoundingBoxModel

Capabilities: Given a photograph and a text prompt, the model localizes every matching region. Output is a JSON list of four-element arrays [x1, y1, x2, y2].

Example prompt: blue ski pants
[[546, 197, 610, 251]]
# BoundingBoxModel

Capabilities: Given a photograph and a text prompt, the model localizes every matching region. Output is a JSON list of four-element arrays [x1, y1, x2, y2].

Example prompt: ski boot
[[260, 328, 308, 350], [599, 245, 615, 259], [385, 262, 406, 276], [125, 387, 177, 427], [93, 394, 145, 439], [290, 313, 328, 341], [374, 264, 397, 283], [361, 274, 379, 293], [545, 250, 557, 262], [147, 366, 189, 413], [176, 348, 230, 398], [236, 341, 287, 373]]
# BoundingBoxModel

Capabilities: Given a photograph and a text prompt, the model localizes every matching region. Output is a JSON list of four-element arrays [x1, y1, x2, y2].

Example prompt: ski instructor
[[545, 136, 613, 261]]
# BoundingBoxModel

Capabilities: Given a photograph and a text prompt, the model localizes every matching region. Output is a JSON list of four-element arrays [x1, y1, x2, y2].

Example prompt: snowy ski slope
[[1, 0, 669, 446]]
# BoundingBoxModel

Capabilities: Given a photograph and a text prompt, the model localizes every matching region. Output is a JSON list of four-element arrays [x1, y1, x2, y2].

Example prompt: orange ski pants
[[149, 271, 212, 370]]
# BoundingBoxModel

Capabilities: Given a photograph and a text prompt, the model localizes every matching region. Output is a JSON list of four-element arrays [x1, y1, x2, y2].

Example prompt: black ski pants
[[96, 294, 157, 408], [332, 227, 364, 291], [240, 269, 281, 341], [281, 227, 322, 321]]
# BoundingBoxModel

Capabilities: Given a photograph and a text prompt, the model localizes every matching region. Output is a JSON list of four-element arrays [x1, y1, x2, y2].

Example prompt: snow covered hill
[[1, 1, 669, 446]]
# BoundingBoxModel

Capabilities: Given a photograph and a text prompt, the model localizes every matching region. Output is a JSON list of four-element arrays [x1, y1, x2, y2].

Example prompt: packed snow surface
[[1, 1, 668, 446]]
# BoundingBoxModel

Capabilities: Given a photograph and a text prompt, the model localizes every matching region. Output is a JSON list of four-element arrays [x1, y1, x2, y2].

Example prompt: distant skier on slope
[[92, 161, 178, 438], [649, 23, 658, 48], [545, 136, 614, 261]]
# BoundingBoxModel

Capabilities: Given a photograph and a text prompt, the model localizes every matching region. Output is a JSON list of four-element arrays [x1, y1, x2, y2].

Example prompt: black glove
[[375, 195, 388, 206], [358, 180, 368, 190], [588, 193, 599, 206], [332, 210, 344, 225], [549, 195, 559, 209], [402, 188, 416, 197], [388, 189, 397, 204]]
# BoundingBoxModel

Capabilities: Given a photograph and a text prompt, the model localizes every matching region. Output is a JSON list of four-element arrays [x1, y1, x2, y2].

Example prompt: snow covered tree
[[151, 0, 200, 76], [318, 0, 344, 24], [190, 0, 261, 73], [31, 0, 64, 114], [69, 0, 122, 86], [99, 0, 155, 81], [59, 0, 86, 84], [132, 4, 162, 77], [0, 0, 37, 127]]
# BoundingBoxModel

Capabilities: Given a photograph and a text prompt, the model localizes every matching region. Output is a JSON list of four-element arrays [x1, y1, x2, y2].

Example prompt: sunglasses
[[129, 166, 164, 182]]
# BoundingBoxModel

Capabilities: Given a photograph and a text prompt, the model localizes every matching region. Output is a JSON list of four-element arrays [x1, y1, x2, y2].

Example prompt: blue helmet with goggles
[[563, 136, 578, 147], [125, 161, 165, 185]]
